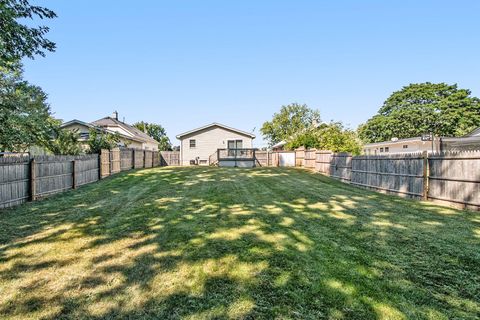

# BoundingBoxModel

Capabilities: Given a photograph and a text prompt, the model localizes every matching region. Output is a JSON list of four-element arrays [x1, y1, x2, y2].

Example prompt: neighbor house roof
[[176, 122, 256, 139], [91, 117, 158, 144], [271, 140, 286, 149], [466, 127, 480, 137], [364, 127, 480, 148], [60, 119, 142, 142], [60, 119, 96, 129]]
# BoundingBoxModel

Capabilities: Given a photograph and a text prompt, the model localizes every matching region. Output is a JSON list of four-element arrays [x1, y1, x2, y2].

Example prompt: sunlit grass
[[0, 166, 479, 319]]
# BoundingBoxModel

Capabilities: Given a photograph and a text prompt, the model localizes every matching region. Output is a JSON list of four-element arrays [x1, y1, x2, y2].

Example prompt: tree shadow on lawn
[[0, 167, 479, 319]]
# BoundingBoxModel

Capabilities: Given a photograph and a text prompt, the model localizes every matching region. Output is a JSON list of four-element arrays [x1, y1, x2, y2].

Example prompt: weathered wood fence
[[1, 154, 99, 209], [254, 151, 277, 167], [299, 148, 480, 210], [160, 151, 180, 166], [252, 147, 480, 209], [1, 148, 180, 209]]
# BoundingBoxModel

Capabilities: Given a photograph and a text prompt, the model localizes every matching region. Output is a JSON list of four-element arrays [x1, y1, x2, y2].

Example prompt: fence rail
[[160, 151, 180, 166], [306, 149, 480, 210], [3, 146, 478, 210], [1, 148, 180, 209], [252, 147, 480, 210]]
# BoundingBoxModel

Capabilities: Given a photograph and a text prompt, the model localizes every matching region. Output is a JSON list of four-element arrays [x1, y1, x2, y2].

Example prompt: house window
[[403, 145, 408, 149], [189, 139, 196, 148], [227, 140, 243, 157], [380, 147, 384, 152], [227, 140, 243, 149], [385, 147, 389, 152]]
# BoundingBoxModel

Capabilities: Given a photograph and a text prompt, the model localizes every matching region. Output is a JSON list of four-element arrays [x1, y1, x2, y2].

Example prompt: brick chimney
[[112, 110, 118, 120]]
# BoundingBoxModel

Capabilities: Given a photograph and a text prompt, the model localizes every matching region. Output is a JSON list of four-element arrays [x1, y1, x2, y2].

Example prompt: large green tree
[[133, 121, 172, 151], [358, 83, 480, 143], [45, 127, 82, 155], [0, 0, 57, 68], [87, 129, 120, 154], [0, 65, 57, 152], [286, 122, 362, 154], [261, 103, 321, 146]]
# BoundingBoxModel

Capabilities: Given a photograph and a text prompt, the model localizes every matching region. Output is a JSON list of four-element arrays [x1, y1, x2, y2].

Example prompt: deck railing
[[217, 148, 256, 161], [208, 151, 218, 165]]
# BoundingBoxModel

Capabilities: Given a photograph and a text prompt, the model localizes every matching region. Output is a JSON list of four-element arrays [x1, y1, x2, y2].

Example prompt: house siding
[[61, 123, 158, 151], [179, 126, 253, 166], [364, 139, 440, 155]]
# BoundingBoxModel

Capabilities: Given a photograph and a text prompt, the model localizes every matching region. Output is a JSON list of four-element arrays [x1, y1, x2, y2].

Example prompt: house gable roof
[[60, 119, 96, 129], [61, 119, 142, 142], [176, 123, 256, 139], [466, 127, 480, 137], [91, 117, 158, 144], [271, 140, 286, 149]]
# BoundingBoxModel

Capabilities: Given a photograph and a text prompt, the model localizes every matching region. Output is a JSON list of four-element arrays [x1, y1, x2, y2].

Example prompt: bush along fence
[[298, 148, 480, 210], [0, 148, 180, 209]]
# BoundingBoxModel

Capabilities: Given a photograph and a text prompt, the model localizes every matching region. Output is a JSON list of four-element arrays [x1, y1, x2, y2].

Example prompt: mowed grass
[[0, 167, 479, 320]]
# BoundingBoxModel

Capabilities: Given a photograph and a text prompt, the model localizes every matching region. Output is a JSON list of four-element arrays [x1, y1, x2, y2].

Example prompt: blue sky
[[23, 0, 480, 147]]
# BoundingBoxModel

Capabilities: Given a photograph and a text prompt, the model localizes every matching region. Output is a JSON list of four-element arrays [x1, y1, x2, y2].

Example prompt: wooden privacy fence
[[254, 151, 277, 167], [160, 151, 180, 166], [295, 147, 306, 167], [100, 148, 180, 178], [299, 148, 480, 210], [1, 148, 180, 209], [1, 154, 99, 209]]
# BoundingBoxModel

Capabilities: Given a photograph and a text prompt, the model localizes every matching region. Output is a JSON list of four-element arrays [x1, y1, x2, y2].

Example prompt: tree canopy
[[45, 127, 82, 155], [0, 65, 57, 152], [358, 83, 480, 143], [133, 121, 172, 151], [0, 0, 57, 68], [261, 103, 321, 146], [87, 129, 120, 154], [286, 122, 362, 155]]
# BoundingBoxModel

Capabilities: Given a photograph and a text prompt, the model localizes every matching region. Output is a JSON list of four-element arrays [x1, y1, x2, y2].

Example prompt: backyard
[[0, 166, 479, 319]]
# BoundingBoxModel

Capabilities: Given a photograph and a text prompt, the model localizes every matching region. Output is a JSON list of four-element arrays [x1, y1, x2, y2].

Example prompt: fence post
[[98, 153, 102, 179], [109, 150, 112, 175], [72, 159, 76, 189], [99, 149, 109, 179], [422, 151, 429, 200], [30, 158, 36, 201], [132, 149, 135, 169]]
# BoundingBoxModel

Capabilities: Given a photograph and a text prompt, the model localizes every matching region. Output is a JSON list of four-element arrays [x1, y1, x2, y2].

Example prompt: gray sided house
[[363, 127, 480, 155], [176, 123, 256, 166], [61, 111, 159, 151]]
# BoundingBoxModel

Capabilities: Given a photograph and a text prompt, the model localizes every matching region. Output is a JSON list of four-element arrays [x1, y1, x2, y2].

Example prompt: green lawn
[[0, 167, 479, 319]]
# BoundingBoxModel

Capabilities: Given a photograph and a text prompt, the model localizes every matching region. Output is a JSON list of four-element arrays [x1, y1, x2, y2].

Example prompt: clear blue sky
[[23, 0, 480, 147]]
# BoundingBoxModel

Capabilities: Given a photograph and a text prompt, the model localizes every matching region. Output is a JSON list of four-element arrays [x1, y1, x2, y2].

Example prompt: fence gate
[[278, 152, 295, 167], [110, 148, 121, 174]]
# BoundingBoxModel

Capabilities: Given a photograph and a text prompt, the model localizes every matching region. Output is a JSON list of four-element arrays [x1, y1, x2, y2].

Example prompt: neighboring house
[[271, 141, 286, 151], [91, 112, 158, 150], [176, 123, 256, 166], [439, 127, 480, 151], [61, 111, 159, 151], [363, 127, 480, 155], [364, 137, 441, 155]]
